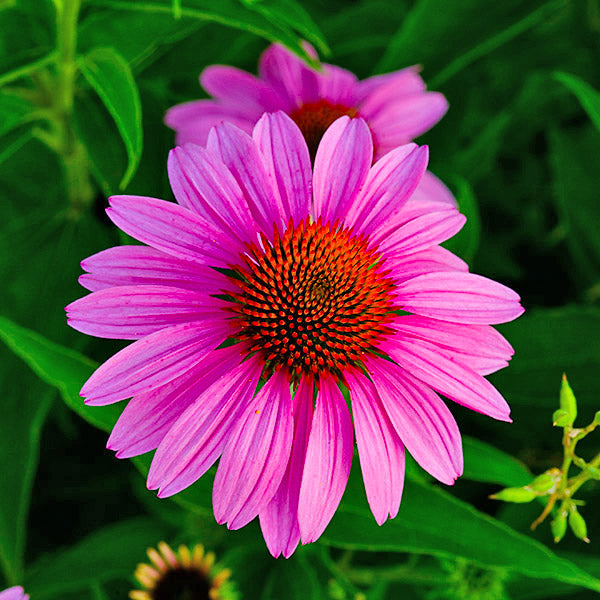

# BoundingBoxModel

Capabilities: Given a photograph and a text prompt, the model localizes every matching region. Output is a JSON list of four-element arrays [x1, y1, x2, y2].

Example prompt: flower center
[[229, 218, 396, 380], [152, 567, 210, 600], [289, 100, 358, 161]]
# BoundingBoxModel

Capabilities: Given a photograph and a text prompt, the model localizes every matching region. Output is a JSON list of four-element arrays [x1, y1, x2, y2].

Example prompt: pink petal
[[298, 376, 353, 543], [412, 171, 456, 206], [355, 66, 426, 104], [317, 64, 358, 106], [367, 358, 463, 485], [346, 370, 405, 525], [313, 116, 372, 225], [106, 196, 237, 267], [259, 376, 313, 558], [396, 272, 525, 324], [107, 344, 247, 458], [213, 369, 294, 529], [258, 43, 319, 110], [0, 587, 28, 600], [80, 320, 231, 405], [344, 144, 429, 236], [206, 122, 281, 234], [383, 334, 511, 421], [67, 285, 224, 340], [78, 246, 230, 294], [168, 144, 259, 243], [252, 112, 312, 226], [147, 354, 263, 496], [200, 65, 284, 115], [386, 247, 469, 285]]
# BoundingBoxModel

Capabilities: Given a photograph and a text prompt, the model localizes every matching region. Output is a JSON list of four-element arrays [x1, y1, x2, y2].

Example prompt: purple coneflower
[[0, 587, 29, 600], [67, 113, 523, 557]]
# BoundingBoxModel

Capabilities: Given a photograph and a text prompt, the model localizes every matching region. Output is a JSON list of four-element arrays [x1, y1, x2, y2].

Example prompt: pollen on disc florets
[[289, 100, 358, 161], [228, 218, 396, 382]]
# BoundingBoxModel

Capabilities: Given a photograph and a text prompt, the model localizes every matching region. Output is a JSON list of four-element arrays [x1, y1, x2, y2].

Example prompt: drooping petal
[[107, 344, 247, 458], [165, 99, 255, 146], [383, 333, 511, 420], [147, 354, 263, 496], [368, 358, 463, 485], [355, 66, 426, 104], [346, 370, 405, 525], [78, 246, 230, 294], [106, 196, 237, 267], [80, 320, 231, 405], [259, 376, 313, 558], [258, 43, 319, 110], [253, 111, 312, 226], [395, 271, 525, 324], [206, 122, 281, 233], [313, 116, 372, 224], [67, 285, 224, 340], [412, 170, 456, 206], [168, 144, 259, 244], [200, 65, 284, 115], [344, 144, 428, 236], [298, 376, 353, 543], [213, 369, 294, 529]]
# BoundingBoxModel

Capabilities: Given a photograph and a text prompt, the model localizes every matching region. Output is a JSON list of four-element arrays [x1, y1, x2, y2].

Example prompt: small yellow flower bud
[[552, 409, 570, 427], [551, 513, 567, 543], [529, 473, 555, 493], [490, 487, 536, 503], [559, 374, 577, 426], [568, 506, 590, 543]]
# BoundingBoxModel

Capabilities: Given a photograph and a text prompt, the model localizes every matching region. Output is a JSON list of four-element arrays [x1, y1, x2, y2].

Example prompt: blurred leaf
[[554, 71, 600, 134], [261, 552, 322, 600], [549, 125, 600, 284], [0, 358, 52, 584], [442, 176, 480, 263], [491, 307, 600, 407], [241, 0, 329, 56], [0, 91, 35, 136], [87, 0, 320, 67], [0, 129, 33, 165], [24, 517, 169, 599], [323, 475, 600, 592], [462, 435, 531, 487], [78, 46, 143, 189], [376, 0, 563, 80]]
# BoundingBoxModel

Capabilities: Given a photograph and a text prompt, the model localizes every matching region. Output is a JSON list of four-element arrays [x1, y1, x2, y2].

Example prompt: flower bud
[[552, 409, 570, 427], [529, 473, 555, 493], [593, 410, 600, 426], [568, 506, 590, 543], [551, 513, 567, 543], [559, 374, 577, 426], [490, 487, 536, 503]]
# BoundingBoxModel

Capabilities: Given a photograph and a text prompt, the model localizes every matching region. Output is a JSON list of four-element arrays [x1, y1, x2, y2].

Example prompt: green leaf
[[261, 552, 322, 600], [323, 474, 600, 592], [441, 176, 480, 264], [491, 307, 600, 407], [78, 46, 143, 189], [24, 517, 170, 599], [0, 91, 36, 136], [462, 435, 531, 487], [554, 71, 600, 134], [87, 0, 319, 67]]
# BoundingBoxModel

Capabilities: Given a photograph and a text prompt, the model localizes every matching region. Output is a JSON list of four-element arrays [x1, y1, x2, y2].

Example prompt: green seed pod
[[551, 513, 567, 543], [490, 487, 536, 503], [559, 374, 577, 426], [529, 473, 555, 493], [568, 506, 590, 543], [552, 409, 570, 427]]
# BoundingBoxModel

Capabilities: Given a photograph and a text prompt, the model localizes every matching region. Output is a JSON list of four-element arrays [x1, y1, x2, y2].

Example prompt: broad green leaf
[[462, 436, 530, 487], [261, 552, 322, 600], [0, 356, 53, 584], [323, 474, 600, 592], [491, 307, 600, 408], [549, 125, 600, 284], [24, 517, 170, 599], [376, 0, 563, 81], [554, 71, 600, 134], [441, 176, 480, 264], [78, 46, 143, 189], [87, 0, 320, 67]]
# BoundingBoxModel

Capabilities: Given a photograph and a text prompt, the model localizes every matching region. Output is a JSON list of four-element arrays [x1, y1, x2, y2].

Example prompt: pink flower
[[67, 113, 523, 557], [0, 587, 29, 600]]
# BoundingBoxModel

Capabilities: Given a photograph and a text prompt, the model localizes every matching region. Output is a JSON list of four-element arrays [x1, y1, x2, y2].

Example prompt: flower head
[[0, 587, 29, 600], [130, 541, 235, 600], [67, 113, 523, 557], [166, 43, 448, 162]]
